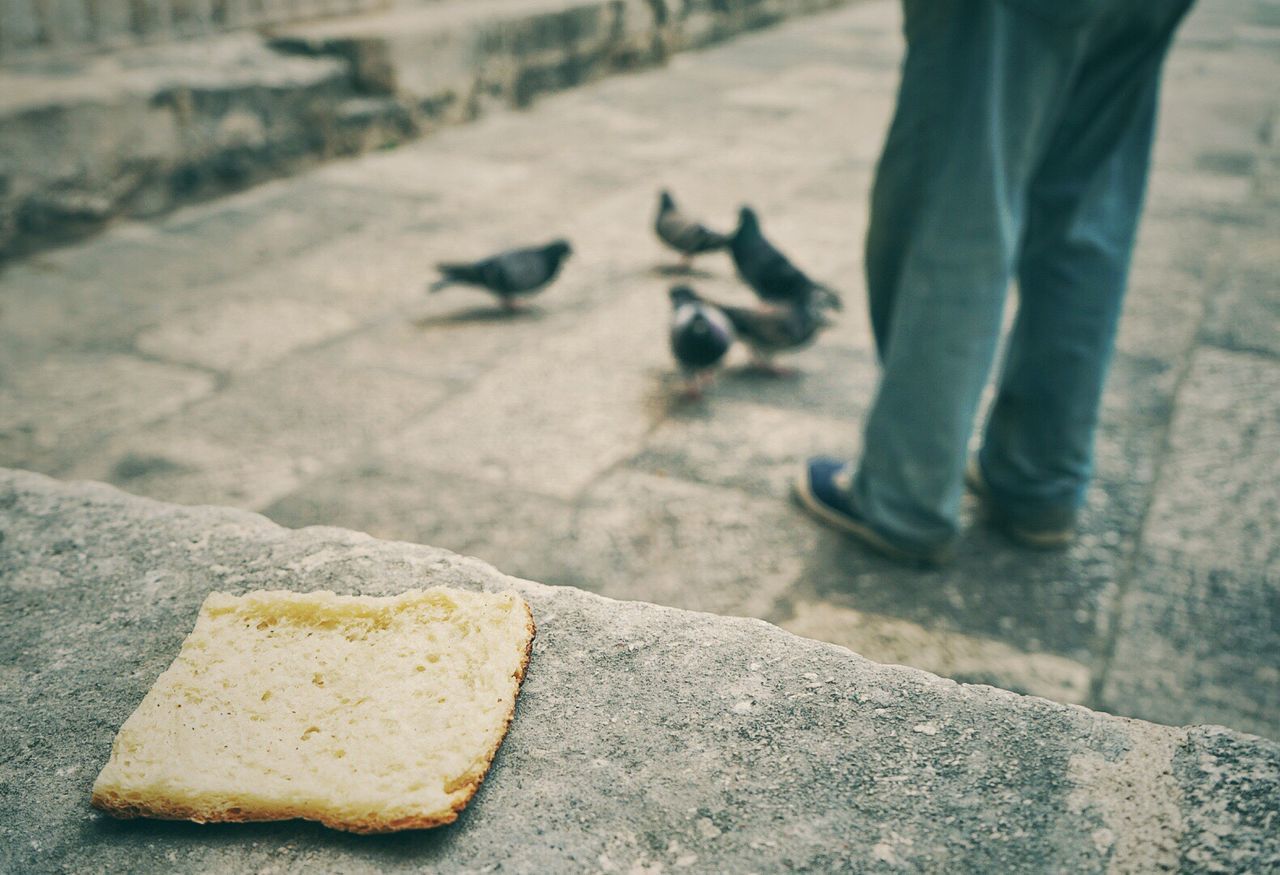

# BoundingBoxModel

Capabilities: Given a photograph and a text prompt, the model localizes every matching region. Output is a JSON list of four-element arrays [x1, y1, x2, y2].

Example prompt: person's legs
[[978, 1, 1194, 526], [840, 1, 1086, 553], [862, 3, 949, 358]]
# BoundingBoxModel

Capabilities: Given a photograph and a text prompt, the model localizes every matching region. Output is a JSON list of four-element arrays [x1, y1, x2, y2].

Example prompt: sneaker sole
[[791, 471, 945, 566]]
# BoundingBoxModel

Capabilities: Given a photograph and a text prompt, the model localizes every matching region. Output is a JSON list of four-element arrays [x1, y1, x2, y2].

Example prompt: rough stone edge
[[3, 464, 1272, 740], [0, 465, 1260, 725]]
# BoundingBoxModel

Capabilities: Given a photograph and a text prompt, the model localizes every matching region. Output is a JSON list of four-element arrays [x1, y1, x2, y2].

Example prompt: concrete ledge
[[2, 467, 1277, 872], [0, 0, 854, 261], [0, 35, 355, 259], [270, 0, 853, 102], [0, 0, 391, 63]]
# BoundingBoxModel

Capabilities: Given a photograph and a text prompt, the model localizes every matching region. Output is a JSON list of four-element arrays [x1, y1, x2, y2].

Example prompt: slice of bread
[[91, 587, 534, 833]]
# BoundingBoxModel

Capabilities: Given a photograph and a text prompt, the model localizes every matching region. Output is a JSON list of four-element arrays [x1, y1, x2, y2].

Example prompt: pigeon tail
[[669, 284, 702, 306], [431, 261, 485, 291]]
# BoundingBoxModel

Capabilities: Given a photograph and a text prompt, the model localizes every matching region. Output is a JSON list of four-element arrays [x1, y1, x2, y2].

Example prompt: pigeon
[[429, 239, 573, 310], [716, 289, 836, 375], [730, 206, 842, 311], [669, 285, 736, 397], [654, 190, 731, 269]]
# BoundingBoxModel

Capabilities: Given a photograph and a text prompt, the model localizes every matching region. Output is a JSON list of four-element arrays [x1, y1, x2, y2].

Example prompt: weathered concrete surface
[[2, 468, 1279, 873], [0, 0, 1277, 745], [1097, 348, 1280, 736]]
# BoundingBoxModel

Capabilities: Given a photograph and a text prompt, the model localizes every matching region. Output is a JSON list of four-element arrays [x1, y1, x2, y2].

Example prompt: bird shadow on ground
[[723, 363, 804, 381], [412, 306, 546, 329], [660, 390, 714, 419], [649, 264, 718, 280], [645, 370, 720, 421]]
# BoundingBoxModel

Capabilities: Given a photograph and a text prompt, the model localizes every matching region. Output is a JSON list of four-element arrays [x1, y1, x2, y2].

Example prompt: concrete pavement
[[1, 0, 1277, 740]]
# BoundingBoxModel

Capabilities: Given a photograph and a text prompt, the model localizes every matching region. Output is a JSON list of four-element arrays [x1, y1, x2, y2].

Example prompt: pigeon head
[[659, 190, 675, 211], [546, 239, 573, 262], [688, 312, 714, 337], [669, 285, 700, 307], [735, 206, 760, 239]]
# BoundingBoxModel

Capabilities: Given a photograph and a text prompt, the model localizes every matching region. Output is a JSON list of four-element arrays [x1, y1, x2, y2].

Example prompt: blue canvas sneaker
[[793, 457, 953, 567]]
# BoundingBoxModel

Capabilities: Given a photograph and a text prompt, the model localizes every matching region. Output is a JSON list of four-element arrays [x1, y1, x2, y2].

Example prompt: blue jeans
[[852, 0, 1193, 551]]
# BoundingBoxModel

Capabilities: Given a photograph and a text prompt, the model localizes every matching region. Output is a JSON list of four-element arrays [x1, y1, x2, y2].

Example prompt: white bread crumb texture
[[92, 587, 534, 832]]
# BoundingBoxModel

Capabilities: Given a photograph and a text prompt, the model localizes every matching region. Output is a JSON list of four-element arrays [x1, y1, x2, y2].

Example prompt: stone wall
[[0, 0, 391, 62], [0, 0, 855, 261]]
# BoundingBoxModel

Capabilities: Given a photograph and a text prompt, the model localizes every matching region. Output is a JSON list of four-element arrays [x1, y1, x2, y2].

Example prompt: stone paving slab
[[1200, 219, 1280, 359], [3, 468, 1279, 874], [1099, 347, 1280, 740], [571, 468, 821, 619], [134, 297, 357, 373], [264, 455, 580, 588], [780, 601, 1092, 705], [1139, 348, 1280, 570], [379, 285, 668, 502], [0, 354, 215, 474], [70, 352, 444, 510], [1100, 546, 1279, 741], [0, 180, 429, 357], [776, 516, 1116, 679], [144, 180, 431, 285], [631, 400, 859, 499], [1112, 215, 1216, 364]]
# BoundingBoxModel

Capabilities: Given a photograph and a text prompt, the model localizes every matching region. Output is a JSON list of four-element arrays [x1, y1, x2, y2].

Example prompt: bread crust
[[91, 598, 536, 835]]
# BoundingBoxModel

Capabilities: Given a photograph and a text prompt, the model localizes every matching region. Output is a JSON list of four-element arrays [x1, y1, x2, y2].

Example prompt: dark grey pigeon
[[654, 190, 731, 269], [716, 288, 836, 375], [730, 206, 842, 311], [430, 239, 572, 310], [669, 285, 735, 397]]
